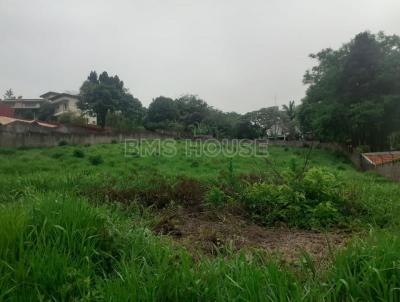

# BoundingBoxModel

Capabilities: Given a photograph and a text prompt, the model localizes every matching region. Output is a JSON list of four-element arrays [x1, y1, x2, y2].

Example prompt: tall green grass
[[1, 142, 400, 300]]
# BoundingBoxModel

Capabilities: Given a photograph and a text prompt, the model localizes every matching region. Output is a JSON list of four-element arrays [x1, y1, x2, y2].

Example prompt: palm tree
[[282, 100, 296, 121]]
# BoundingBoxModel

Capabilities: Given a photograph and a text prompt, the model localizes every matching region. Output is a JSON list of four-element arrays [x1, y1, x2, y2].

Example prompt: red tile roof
[[362, 152, 400, 166]]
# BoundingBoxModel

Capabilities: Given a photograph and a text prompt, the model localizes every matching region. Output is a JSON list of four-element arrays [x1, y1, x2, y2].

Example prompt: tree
[[282, 100, 296, 121], [298, 31, 400, 150], [203, 109, 241, 138], [3, 89, 15, 100], [37, 101, 56, 121], [78, 71, 144, 128], [144, 96, 179, 130], [235, 117, 262, 139], [245, 106, 290, 138], [175, 95, 209, 131]]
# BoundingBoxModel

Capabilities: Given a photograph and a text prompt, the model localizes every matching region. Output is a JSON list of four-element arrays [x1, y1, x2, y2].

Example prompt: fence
[[0, 122, 174, 148]]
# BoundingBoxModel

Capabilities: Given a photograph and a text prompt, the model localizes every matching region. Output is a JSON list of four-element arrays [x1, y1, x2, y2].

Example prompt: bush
[[0, 149, 16, 155], [89, 155, 103, 165], [241, 183, 306, 226], [240, 167, 361, 229], [72, 149, 85, 158], [206, 187, 226, 205]]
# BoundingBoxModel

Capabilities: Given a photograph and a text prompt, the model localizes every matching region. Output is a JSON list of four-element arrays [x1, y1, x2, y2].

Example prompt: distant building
[[1, 92, 96, 124], [0, 103, 15, 118], [2, 97, 46, 119], [40, 92, 96, 124]]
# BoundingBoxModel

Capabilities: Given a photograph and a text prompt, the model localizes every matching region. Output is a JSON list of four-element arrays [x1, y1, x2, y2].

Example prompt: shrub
[[206, 187, 226, 205], [241, 183, 306, 226], [240, 168, 361, 229], [190, 160, 200, 168], [111, 139, 118, 144], [0, 149, 16, 155], [300, 167, 344, 204], [73, 149, 85, 158], [89, 155, 103, 165]]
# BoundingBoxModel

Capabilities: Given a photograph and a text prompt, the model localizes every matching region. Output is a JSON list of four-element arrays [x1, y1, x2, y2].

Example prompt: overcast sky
[[0, 0, 399, 113]]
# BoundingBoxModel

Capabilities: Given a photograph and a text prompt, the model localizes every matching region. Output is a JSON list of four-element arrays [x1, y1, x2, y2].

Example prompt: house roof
[[362, 151, 400, 166], [40, 92, 80, 102], [0, 116, 57, 128], [40, 91, 59, 98]]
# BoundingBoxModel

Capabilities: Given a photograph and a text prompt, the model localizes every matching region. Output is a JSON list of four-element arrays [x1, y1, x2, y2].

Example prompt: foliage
[[206, 187, 227, 205], [57, 112, 87, 126], [3, 88, 15, 100], [36, 101, 56, 121], [322, 231, 400, 301], [1, 142, 400, 300], [72, 149, 85, 158], [144, 96, 179, 131], [245, 106, 290, 138], [88, 155, 103, 165], [298, 31, 400, 150], [241, 167, 359, 228], [79, 71, 144, 128]]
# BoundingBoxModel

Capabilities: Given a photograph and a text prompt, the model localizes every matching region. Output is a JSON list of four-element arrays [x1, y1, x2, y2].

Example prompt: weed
[[0, 149, 16, 155], [88, 155, 103, 165], [72, 149, 85, 158], [206, 187, 226, 205]]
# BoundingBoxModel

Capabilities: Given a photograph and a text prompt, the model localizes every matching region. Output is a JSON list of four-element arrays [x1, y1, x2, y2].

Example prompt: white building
[[2, 92, 96, 124], [40, 91, 96, 124]]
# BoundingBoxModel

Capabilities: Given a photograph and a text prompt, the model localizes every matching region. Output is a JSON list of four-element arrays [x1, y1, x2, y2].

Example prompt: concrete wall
[[0, 123, 174, 148], [373, 162, 400, 181], [360, 154, 400, 182]]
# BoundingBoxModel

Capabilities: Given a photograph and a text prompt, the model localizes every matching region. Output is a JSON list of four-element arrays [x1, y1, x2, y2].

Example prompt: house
[[40, 92, 96, 124], [266, 124, 287, 140], [2, 97, 46, 119], [0, 103, 15, 118]]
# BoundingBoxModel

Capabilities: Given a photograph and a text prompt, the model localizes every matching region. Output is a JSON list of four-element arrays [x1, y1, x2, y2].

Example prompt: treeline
[[77, 32, 400, 150], [77, 71, 298, 139]]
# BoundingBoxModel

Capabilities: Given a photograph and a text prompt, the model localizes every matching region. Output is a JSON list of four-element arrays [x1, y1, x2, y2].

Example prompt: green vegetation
[[298, 31, 400, 151], [0, 141, 400, 300]]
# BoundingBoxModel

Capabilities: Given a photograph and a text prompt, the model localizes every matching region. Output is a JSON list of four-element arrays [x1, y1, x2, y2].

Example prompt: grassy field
[[1, 141, 400, 301]]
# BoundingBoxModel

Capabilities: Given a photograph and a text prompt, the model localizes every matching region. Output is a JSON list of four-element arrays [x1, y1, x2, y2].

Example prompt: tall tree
[[145, 96, 179, 130], [175, 95, 209, 131], [282, 100, 296, 121], [298, 31, 400, 150], [78, 71, 143, 128]]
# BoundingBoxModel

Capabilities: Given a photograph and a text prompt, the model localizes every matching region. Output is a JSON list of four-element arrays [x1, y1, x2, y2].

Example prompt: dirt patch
[[85, 177, 206, 209], [153, 207, 348, 264]]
